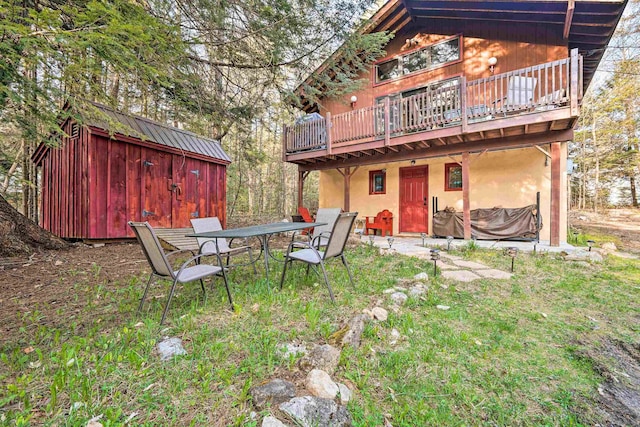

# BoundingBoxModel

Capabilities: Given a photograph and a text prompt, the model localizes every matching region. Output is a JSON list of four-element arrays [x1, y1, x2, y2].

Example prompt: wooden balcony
[[284, 52, 582, 170]]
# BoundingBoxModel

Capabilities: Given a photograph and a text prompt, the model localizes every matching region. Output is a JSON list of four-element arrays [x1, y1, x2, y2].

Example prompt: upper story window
[[375, 36, 461, 84], [445, 163, 462, 191]]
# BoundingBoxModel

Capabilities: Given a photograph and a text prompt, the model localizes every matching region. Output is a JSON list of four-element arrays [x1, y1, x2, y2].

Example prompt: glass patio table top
[[187, 221, 327, 287]]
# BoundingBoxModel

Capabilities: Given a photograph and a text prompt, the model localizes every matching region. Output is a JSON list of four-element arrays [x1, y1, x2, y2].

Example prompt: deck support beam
[[297, 170, 310, 208], [337, 166, 359, 211], [462, 151, 471, 240], [550, 142, 561, 246]]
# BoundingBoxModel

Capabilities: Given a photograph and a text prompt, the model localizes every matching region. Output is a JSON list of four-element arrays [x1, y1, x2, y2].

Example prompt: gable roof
[[85, 102, 231, 163], [297, 0, 627, 111], [33, 101, 231, 165]]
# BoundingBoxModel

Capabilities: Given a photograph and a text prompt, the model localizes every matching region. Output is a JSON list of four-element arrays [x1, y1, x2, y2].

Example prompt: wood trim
[[550, 142, 561, 246], [298, 129, 574, 172], [444, 162, 463, 192], [564, 0, 576, 39], [462, 152, 471, 240]]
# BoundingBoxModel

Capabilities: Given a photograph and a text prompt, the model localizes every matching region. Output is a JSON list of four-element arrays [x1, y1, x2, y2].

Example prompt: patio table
[[187, 221, 326, 288]]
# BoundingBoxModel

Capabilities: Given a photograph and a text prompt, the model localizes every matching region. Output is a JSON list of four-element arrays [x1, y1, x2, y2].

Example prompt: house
[[284, 0, 627, 245], [32, 102, 231, 240]]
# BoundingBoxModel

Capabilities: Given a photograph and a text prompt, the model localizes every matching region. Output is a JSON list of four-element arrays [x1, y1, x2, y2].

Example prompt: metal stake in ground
[[430, 248, 440, 276], [506, 247, 518, 272]]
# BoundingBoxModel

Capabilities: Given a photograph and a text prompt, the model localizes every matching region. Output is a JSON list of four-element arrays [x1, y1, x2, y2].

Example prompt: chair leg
[[199, 279, 206, 300], [318, 261, 335, 303], [341, 254, 355, 287], [280, 256, 292, 290], [219, 270, 234, 310], [305, 263, 311, 277], [248, 247, 257, 276], [137, 274, 156, 314], [160, 278, 180, 325]]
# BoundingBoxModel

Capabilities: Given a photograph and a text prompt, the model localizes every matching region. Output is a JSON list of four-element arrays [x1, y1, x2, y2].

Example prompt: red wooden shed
[[32, 102, 231, 240]]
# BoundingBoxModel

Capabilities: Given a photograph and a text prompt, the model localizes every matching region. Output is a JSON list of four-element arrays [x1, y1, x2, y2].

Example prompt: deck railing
[[284, 51, 581, 154]]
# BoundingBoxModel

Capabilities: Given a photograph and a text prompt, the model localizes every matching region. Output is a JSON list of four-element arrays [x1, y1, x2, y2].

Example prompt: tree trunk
[[631, 175, 638, 208], [0, 194, 68, 257]]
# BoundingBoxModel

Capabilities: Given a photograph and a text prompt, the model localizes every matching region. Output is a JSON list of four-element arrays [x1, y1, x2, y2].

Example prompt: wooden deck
[[284, 53, 582, 170]]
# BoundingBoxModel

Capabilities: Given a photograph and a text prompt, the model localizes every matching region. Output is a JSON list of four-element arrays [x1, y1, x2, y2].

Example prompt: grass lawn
[[1, 241, 639, 426]]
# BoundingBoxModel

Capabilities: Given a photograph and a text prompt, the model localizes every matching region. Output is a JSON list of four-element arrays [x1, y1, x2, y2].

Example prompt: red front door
[[400, 166, 429, 233]]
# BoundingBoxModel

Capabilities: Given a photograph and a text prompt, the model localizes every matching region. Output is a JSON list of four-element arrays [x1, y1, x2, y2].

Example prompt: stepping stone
[[436, 263, 458, 270], [441, 270, 481, 282], [440, 253, 463, 261], [452, 260, 488, 269], [475, 269, 513, 279]]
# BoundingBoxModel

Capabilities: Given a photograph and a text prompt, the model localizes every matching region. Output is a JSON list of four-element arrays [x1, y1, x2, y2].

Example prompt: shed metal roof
[[84, 102, 231, 163]]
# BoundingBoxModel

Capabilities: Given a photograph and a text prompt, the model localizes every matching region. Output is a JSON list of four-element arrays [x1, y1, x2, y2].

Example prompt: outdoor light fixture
[[446, 235, 454, 251], [350, 95, 358, 108], [369, 235, 375, 246], [355, 230, 363, 241], [533, 242, 538, 254], [587, 240, 595, 252], [488, 56, 497, 73], [411, 159, 416, 165], [421, 232, 427, 247], [506, 246, 519, 272], [387, 237, 394, 249], [430, 248, 440, 276]]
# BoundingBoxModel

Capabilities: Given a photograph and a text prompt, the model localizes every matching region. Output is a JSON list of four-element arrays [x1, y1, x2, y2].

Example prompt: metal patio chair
[[190, 217, 257, 274], [128, 221, 233, 325], [280, 212, 358, 302]]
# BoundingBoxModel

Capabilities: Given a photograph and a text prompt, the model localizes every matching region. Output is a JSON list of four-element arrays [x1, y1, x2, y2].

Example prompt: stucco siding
[[318, 145, 568, 243]]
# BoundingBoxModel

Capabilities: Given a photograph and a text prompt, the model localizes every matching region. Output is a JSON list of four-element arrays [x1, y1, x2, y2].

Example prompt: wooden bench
[[154, 227, 200, 253], [364, 210, 393, 237]]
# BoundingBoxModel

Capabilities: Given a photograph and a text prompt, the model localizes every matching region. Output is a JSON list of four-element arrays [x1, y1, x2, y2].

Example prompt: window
[[375, 36, 461, 83], [376, 58, 400, 82], [369, 170, 386, 195], [445, 163, 462, 191]]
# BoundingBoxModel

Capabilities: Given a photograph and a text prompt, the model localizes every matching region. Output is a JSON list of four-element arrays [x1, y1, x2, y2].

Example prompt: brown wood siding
[[38, 123, 227, 240], [320, 21, 567, 116]]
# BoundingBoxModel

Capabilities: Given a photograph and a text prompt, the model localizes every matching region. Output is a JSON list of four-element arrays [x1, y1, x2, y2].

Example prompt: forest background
[[0, 0, 638, 227]]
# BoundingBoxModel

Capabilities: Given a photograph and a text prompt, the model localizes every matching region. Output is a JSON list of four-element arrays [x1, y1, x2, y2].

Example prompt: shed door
[[141, 149, 173, 227], [171, 157, 203, 227], [399, 166, 429, 233]]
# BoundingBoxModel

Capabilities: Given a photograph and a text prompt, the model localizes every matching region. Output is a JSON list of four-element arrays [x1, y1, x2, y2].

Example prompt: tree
[[0, 0, 391, 254]]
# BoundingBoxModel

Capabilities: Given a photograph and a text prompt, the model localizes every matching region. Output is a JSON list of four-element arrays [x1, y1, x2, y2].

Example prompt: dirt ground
[[570, 208, 640, 254], [1, 210, 639, 424]]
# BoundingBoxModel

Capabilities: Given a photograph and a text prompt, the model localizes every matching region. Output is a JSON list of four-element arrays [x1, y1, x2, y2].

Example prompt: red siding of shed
[[38, 121, 227, 240]]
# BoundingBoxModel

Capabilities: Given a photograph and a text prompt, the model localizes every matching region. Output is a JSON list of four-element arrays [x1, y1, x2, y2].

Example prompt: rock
[[278, 343, 307, 359], [362, 308, 374, 319], [250, 379, 296, 410], [408, 285, 427, 297], [383, 288, 397, 294], [564, 250, 604, 263], [436, 305, 450, 311], [262, 416, 289, 427], [390, 292, 408, 306], [413, 272, 429, 281], [389, 328, 401, 346], [371, 307, 388, 321], [601, 242, 617, 251], [337, 383, 352, 405], [306, 369, 339, 399], [279, 396, 352, 427], [54, 260, 63, 266], [330, 314, 369, 349], [86, 422, 103, 427], [299, 344, 341, 374], [157, 337, 186, 361]]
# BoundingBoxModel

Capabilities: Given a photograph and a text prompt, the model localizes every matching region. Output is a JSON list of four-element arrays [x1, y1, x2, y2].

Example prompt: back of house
[[284, 0, 627, 245]]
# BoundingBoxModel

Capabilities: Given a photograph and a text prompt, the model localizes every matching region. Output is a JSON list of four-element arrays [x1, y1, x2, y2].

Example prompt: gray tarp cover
[[432, 205, 541, 240]]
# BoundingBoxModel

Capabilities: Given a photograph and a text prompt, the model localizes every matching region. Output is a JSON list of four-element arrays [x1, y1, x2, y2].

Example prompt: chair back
[[324, 212, 358, 259], [190, 217, 230, 254], [507, 76, 537, 106], [128, 221, 174, 277], [298, 207, 314, 223], [312, 208, 342, 240]]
